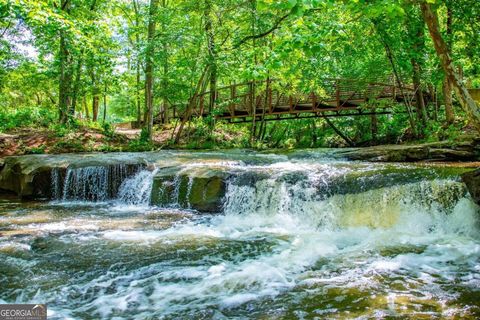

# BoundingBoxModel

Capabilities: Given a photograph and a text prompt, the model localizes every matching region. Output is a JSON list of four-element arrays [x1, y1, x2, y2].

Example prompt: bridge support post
[[336, 80, 340, 109], [230, 83, 236, 117]]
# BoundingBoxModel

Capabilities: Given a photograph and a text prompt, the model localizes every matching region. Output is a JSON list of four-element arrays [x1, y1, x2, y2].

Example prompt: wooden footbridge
[[160, 78, 428, 123]]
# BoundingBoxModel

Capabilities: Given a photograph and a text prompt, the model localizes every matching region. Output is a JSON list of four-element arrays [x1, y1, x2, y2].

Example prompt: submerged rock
[[151, 167, 228, 212], [462, 169, 480, 205]]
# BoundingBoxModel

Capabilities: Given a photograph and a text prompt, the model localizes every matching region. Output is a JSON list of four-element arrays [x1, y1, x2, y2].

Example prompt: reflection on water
[[0, 152, 479, 319]]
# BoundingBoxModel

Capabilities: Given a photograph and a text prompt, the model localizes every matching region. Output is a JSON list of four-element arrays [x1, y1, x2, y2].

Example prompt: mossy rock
[[462, 169, 480, 205], [151, 167, 228, 212]]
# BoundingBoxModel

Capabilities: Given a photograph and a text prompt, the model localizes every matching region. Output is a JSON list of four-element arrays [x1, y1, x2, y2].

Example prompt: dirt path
[[115, 128, 140, 139]]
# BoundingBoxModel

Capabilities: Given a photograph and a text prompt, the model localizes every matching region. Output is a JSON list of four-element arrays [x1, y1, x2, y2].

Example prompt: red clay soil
[[0, 126, 178, 157], [0, 128, 130, 157]]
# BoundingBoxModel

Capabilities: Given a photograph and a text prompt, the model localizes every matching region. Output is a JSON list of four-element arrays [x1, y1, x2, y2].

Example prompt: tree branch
[[0, 21, 11, 38], [234, 12, 290, 48]]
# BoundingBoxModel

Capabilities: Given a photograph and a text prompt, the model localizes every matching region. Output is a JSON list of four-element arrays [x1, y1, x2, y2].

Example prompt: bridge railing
[[159, 78, 420, 122]]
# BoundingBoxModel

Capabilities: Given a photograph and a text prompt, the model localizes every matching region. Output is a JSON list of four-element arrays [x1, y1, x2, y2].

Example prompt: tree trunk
[[144, 0, 158, 141], [133, 0, 142, 126], [373, 20, 417, 136], [35, 92, 42, 106], [103, 83, 107, 124], [250, 0, 257, 145], [175, 66, 209, 144], [444, 3, 454, 124], [91, 71, 100, 122], [92, 95, 99, 122], [83, 96, 89, 120], [161, 0, 169, 124], [443, 78, 454, 123], [58, 0, 73, 124], [310, 120, 317, 147], [371, 110, 378, 142], [420, 2, 480, 131], [204, 0, 216, 114], [411, 58, 427, 126], [323, 116, 356, 147], [405, 8, 428, 127], [70, 51, 84, 118], [136, 61, 142, 125]]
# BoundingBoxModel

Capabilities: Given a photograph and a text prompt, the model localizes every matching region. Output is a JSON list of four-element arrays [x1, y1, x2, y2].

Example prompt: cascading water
[[61, 166, 111, 201], [51, 164, 150, 203], [222, 170, 469, 229], [117, 168, 158, 205], [2, 151, 479, 319]]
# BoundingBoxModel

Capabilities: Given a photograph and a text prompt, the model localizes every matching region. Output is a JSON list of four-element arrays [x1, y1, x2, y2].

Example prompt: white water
[[117, 169, 158, 205], [3, 155, 480, 319], [41, 185, 478, 318]]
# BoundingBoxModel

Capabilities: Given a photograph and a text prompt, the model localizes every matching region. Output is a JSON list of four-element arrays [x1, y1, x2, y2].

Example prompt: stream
[[0, 150, 479, 319]]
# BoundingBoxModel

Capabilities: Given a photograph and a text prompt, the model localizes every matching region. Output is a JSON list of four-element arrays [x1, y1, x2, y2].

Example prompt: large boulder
[[0, 155, 65, 198], [462, 169, 480, 205], [151, 167, 228, 212], [0, 153, 149, 199]]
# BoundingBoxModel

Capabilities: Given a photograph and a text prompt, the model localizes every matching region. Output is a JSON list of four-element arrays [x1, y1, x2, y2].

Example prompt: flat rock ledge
[[337, 139, 480, 162]]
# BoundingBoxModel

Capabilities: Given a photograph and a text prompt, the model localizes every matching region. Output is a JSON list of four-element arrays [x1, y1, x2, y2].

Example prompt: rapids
[[0, 150, 479, 319]]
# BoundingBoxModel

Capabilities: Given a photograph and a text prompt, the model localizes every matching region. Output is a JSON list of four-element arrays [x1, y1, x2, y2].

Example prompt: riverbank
[[1, 125, 479, 164]]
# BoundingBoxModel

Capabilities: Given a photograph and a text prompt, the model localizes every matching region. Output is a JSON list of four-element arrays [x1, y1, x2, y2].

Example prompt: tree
[[58, 0, 74, 124], [144, 0, 158, 140], [443, 1, 454, 124], [420, 2, 480, 131]]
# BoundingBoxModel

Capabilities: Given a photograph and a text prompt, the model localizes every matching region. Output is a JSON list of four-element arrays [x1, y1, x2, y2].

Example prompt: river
[[0, 150, 479, 319]]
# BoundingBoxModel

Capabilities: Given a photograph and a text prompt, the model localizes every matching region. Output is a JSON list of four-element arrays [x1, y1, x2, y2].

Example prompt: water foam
[[28, 154, 480, 318]]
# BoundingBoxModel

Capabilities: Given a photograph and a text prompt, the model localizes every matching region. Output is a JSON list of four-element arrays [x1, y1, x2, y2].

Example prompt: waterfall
[[222, 169, 471, 230], [51, 164, 144, 202], [49, 158, 474, 227], [62, 166, 110, 201], [117, 169, 158, 205]]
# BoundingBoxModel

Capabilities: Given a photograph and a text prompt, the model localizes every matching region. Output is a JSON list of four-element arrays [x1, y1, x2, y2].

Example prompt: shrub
[[127, 139, 156, 152], [23, 145, 46, 154], [50, 140, 85, 153], [0, 107, 56, 132], [102, 122, 116, 138]]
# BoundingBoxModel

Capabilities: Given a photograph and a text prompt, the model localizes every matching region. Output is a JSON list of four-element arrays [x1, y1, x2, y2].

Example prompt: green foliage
[[127, 139, 156, 152], [49, 124, 72, 138], [0, 0, 478, 153], [181, 118, 250, 149], [50, 140, 85, 153], [23, 145, 46, 154], [96, 143, 122, 152], [0, 107, 56, 132], [102, 122, 115, 139], [139, 127, 150, 142], [420, 120, 466, 143]]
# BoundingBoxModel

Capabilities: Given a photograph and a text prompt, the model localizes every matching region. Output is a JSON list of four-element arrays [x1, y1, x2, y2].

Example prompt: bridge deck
[[160, 79, 424, 123]]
